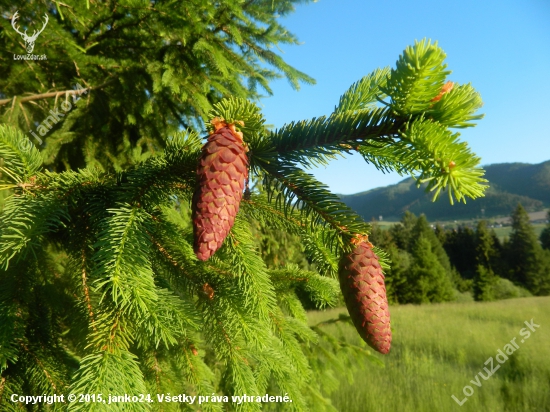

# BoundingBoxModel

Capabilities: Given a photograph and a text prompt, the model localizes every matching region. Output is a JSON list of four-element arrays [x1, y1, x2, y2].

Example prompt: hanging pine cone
[[339, 237, 392, 354], [192, 118, 248, 261]]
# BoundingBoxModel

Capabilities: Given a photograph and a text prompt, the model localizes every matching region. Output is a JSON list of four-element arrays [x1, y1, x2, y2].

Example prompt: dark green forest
[[261, 205, 550, 303], [373, 205, 550, 301]]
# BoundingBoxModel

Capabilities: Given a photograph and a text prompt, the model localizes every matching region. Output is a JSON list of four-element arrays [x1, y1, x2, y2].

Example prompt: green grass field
[[308, 297, 550, 412], [491, 224, 546, 242]]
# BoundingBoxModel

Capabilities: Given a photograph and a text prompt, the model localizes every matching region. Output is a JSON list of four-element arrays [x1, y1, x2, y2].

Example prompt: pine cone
[[192, 118, 248, 261], [339, 238, 392, 354]]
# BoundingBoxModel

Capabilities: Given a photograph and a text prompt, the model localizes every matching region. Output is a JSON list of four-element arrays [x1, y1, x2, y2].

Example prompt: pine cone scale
[[219, 149, 238, 163]]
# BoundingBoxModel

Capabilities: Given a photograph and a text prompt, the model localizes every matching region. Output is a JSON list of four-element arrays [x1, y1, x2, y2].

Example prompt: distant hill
[[340, 160, 550, 222]]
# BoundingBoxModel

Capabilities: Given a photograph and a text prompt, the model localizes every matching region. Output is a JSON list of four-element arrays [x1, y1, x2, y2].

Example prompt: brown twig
[[19, 342, 58, 391], [0, 79, 115, 106], [81, 249, 97, 330]]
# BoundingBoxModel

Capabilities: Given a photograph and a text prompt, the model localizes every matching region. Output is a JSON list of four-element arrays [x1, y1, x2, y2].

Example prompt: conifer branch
[[150, 234, 197, 282], [260, 160, 370, 237], [19, 342, 58, 392], [0, 80, 115, 106], [81, 249, 96, 329], [266, 106, 400, 163], [242, 196, 306, 230], [0, 377, 5, 401]]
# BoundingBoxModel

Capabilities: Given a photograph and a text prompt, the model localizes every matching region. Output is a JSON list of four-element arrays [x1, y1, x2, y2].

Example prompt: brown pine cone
[[192, 118, 248, 261], [339, 238, 392, 354]]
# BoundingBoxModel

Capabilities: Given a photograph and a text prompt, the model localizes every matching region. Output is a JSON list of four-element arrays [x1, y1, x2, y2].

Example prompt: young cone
[[339, 237, 392, 354], [192, 118, 248, 261]]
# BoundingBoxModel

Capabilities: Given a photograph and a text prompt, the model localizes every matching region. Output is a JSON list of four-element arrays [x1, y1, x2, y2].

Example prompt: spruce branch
[[0, 125, 42, 181], [18, 342, 60, 393], [427, 82, 484, 128], [216, 216, 278, 326], [379, 38, 451, 115], [302, 230, 341, 278], [92, 205, 158, 316], [334, 67, 390, 114], [242, 195, 307, 231], [81, 248, 97, 329], [0, 80, 115, 107], [0, 288, 23, 372], [0, 193, 68, 270], [393, 117, 488, 203], [260, 159, 371, 237], [269, 265, 340, 309], [263, 106, 399, 168], [69, 350, 149, 412], [163, 343, 223, 412]]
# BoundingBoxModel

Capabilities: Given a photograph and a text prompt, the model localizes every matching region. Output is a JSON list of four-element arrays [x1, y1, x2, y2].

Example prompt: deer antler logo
[[11, 11, 49, 54]]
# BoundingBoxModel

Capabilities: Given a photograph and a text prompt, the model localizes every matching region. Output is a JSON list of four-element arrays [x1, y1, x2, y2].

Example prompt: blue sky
[[259, 0, 550, 195]]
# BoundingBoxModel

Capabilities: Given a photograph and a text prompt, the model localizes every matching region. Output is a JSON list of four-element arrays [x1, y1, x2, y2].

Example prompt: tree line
[[257, 204, 550, 304], [383, 204, 550, 302]]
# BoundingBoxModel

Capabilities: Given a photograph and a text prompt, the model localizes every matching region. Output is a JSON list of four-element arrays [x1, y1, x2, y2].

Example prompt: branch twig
[[0, 79, 115, 106]]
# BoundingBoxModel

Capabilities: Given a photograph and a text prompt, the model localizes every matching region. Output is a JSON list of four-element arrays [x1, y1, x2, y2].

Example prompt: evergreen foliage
[[0, 0, 315, 172], [412, 215, 453, 274], [475, 220, 498, 269], [471, 221, 499, 301], [490, 278, 532, 300], [404, 235, 455, 304], [443, 226, 477, 279], [472, 265, 497, 302], [371, 213, 457, 304], [383, 245, 413, 304], [388, 212, 460, 303], [388, 211, 418, 251], [442, 220, 505, 293], [540, 211, 550, 251], [438, 206, 550, 299], [506, 204, 550, 296], [371, 205, 547, 303], [0, 40, 486, 410]]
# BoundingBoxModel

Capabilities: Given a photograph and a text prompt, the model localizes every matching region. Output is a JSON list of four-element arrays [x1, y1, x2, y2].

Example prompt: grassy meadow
[[491, 223, 546, 242], [308, 297, 550, 412]]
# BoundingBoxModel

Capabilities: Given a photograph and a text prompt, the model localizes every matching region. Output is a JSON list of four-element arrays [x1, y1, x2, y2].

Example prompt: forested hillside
[[341, 160, 550, 221]]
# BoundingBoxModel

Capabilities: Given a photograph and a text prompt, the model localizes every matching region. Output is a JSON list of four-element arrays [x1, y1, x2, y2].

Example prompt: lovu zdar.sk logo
[[11, 10, 49, 58]]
